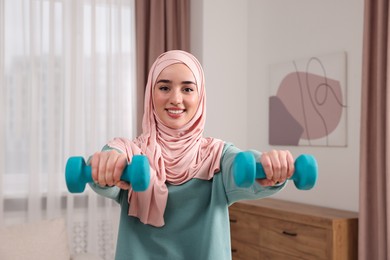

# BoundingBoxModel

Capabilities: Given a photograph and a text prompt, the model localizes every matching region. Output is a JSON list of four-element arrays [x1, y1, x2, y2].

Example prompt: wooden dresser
[[229, 198, 358, 260]]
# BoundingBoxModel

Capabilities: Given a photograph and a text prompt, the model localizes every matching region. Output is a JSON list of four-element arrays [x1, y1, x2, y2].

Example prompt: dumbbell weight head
[[66, 156, 90, 193], [292, 154, 318, 190], [127, 155, 150, 192], [233, 152, 256, 188]]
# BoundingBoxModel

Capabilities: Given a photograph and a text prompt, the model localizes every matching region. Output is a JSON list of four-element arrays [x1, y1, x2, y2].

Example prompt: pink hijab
[[108, 50, 224, 227]]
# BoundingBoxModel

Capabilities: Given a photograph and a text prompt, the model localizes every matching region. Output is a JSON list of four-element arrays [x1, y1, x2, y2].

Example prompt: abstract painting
[[268, 52, 347, 147]]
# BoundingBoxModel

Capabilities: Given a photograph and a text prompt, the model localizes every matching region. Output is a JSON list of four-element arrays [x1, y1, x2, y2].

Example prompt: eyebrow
[[156, 79, 196, 85]]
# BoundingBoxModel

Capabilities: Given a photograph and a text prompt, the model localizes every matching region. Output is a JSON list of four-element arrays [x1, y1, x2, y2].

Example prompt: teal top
[[90, 143, 285, 260]]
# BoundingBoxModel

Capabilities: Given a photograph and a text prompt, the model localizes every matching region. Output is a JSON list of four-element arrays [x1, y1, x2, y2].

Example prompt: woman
[[90, 50, 294, 260]]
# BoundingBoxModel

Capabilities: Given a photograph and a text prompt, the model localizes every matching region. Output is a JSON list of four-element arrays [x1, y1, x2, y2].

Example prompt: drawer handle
[[230, 219, 237, 223], [282, 230, 297, 237], [231, 249, 238, 253]]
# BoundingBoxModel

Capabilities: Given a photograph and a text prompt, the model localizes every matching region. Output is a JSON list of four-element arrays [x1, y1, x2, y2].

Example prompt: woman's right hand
[[90, 150, 130, 190]]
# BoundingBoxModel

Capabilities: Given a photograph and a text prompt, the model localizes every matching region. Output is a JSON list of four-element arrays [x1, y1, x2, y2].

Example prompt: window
[[2, 0, 136, 197]]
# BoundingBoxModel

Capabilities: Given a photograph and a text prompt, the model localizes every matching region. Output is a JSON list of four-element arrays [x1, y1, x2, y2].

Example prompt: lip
[[165, 108, 185, 118]]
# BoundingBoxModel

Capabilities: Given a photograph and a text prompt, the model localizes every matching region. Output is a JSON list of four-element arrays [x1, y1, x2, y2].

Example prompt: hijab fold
[[108, 50, 224, 227]]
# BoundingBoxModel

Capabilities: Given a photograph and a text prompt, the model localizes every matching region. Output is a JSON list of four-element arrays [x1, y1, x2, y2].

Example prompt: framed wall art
[[269, 52, 348, 147]]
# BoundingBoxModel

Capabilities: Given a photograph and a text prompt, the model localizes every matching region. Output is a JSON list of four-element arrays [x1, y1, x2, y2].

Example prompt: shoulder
[[221, 143, 241, 160], [222, 142, 236, 154]]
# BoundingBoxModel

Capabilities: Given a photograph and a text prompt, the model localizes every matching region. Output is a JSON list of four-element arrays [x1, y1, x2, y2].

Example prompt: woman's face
[[153, 63, 200, 129]]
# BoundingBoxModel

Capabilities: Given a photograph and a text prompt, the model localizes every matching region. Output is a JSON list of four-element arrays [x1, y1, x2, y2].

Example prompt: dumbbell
[[65, 155, 150, 193], [233, 151, 318, 190]]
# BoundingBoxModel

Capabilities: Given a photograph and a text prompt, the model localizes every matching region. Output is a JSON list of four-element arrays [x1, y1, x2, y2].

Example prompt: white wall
[[191, 0, 364, 212], [191, 0, 249, 149]]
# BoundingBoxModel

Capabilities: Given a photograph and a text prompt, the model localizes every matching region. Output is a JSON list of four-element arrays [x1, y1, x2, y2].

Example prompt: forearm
[[221, 144, 286, 205], [88, 182, 121, 202]]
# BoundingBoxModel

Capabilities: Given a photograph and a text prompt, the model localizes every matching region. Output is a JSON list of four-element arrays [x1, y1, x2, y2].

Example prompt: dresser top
[[230, 198, 358, 228]]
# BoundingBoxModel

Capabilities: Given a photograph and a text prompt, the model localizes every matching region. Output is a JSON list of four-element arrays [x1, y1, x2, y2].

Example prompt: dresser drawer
[[230, 209, 330, 259], [231, 239, 260, 260], [229, 199, 358, 260], [258, 247, 305, 260], [258, 215, 330, 259], [231, 238, 310, 260], [230, 210, 260, 245]]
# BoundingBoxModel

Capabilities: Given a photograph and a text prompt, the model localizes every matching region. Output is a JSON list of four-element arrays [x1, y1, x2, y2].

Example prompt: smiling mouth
[[167, 109, 185, 114]]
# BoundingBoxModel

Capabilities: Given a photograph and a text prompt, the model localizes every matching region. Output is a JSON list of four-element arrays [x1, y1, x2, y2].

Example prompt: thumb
[[115, 181, 130, 190]]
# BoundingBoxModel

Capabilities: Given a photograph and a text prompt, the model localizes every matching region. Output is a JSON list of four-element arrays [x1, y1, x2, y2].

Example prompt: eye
[[183, 87, 195, 93], [158, 86, 170, 92]]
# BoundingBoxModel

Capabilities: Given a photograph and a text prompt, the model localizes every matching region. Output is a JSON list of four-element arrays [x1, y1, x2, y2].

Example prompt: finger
[[261, 153, 273, 180], [269, 150, 282, 182], [90, 152, 100, 183], [278, 151, 289, 182], [113, 154, 127, 184], [286, 151, 295, 178], [98, 152, 109, 186], [256, 178, 276, 187], [115, 181, 130, 190], [105, 151, 118, 186]]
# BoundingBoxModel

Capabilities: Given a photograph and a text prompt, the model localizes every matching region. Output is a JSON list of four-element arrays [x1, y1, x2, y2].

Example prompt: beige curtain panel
[[360, 0, 390, 259], [135, 0, 190, 134]]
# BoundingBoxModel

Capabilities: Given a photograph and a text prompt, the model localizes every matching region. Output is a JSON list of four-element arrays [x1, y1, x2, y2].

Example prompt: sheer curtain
[[1, 0, 136, 259]]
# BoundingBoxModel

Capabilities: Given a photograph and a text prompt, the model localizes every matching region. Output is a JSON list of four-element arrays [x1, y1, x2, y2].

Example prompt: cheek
[[153, 93, 165, 110], [189, 95, 200, 109]]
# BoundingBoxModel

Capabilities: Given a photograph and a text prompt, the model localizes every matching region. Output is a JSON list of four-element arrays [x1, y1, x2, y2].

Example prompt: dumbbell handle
[[65, 155, 150, 193], [233, 151, 318, 190]]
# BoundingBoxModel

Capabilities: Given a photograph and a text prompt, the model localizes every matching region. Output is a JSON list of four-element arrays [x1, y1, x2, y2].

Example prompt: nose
[[170, 89, 183, 105]]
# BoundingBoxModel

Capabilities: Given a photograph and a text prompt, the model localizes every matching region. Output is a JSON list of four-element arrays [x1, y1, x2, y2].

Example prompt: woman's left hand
[[256, 150, 294, 187]]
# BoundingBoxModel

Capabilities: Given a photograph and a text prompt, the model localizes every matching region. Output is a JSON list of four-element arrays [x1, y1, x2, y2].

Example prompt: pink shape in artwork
[[276, 72, 344, 141]]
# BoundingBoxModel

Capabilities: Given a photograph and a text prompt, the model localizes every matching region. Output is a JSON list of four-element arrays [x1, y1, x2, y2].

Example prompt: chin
[[168, 124, 184, 129]]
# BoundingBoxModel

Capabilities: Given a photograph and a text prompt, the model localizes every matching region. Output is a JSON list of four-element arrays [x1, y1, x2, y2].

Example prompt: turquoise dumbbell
[[233, 151, 318, 190], [65, 155, 150, 193]]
